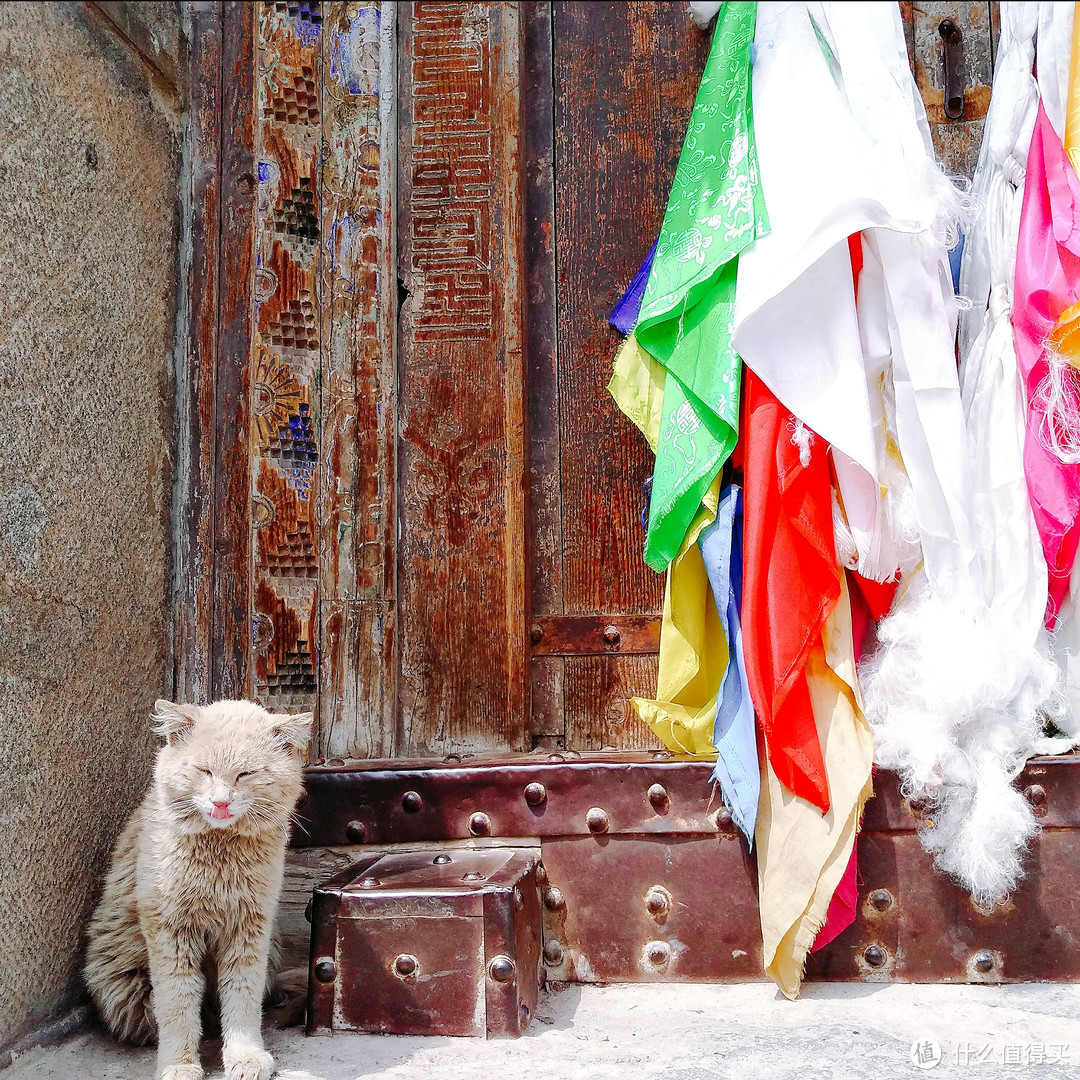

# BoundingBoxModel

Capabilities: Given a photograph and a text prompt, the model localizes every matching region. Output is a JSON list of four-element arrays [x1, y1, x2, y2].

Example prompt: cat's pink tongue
[[210, 804, 231, 820]]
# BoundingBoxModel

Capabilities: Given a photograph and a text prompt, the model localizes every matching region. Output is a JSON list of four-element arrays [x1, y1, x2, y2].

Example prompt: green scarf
[[635, 1, 767, 572]]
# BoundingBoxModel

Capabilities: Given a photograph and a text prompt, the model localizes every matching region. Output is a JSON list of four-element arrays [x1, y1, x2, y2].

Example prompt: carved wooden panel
[[318, 2, 397, 758], [396, 1, 528, 754], [252, 0, 323, 716]]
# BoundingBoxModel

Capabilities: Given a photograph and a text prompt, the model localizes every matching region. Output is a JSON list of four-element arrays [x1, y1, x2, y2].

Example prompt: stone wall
[[0, 1, 182, 1052]]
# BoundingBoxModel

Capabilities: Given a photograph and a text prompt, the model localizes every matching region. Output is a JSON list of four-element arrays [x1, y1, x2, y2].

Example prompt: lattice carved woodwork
[[253, 1, 322, 717]]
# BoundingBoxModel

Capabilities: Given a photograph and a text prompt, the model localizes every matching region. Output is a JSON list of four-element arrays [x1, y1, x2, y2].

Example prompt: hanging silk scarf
[[633, 0, 767, 573], [1014, 102, 1080, 622], [698, 485, 759, 843], [755, 573, 873, 1000], [741, 369, 838, 814]]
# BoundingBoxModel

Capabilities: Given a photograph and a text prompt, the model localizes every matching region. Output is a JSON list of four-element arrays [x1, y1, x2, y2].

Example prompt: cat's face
[[151, 700, 312, 836]]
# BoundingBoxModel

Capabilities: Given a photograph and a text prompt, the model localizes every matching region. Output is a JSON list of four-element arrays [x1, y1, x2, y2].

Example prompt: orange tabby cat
[[84, 699, 311, 1080]]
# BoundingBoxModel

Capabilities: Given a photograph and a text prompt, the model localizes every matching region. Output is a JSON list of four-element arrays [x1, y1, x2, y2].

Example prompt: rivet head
[[469, 811, 491, 836], [536, 862, 548, 886], [645, 885, 672, 919], [488, 955, 516, 983], [1025, 784, 1047, 809], [401, 790, 423, 813], [870, 889, 893, 912], [544, 887, 565, 911], [548, 752, 565, 762], [524, 782, 547, 806], [543, 939, 564, 965], [713, 806, 734, 831], [394, 953, 418, 978], [432, 854, 452, 864], [652, 750, 672, 761], [647, 783, 669, 809], [303, 899, 312, 923], [358, 876, 381, 889], [314, 957, 336, 983], [645, 940, 670, 966], [345, 820, 367, 843], [603, 625, 621, 645], [463, 870, 484, 882], [530, 623, 544, 645], [973, 950, 994, 974], [863, 945, 887, 968], [585, 807, 610, 834], [520, 1002, 531, 1025]]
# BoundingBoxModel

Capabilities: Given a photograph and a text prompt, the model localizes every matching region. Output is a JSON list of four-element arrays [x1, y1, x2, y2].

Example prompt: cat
[[84, 699, 312, 1080]]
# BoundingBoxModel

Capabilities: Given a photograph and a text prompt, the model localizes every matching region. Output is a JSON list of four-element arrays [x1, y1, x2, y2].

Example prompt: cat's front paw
[[224, 1048, 274, 1080], [158, 1065, 204, 1080]]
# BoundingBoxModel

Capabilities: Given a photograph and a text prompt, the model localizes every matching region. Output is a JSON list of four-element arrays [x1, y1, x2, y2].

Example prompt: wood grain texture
[[552, 1, 705, 617], [522, 1, 565, 748], [396, 1, 529, 754], [563, 654, 663, 751], [213, 0, 257, 699], [173, 3, 221, 704], [318, 2, 398, 758]]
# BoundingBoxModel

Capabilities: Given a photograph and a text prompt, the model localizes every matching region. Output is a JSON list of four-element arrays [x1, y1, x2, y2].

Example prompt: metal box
[[307, 848, 543, 1038]]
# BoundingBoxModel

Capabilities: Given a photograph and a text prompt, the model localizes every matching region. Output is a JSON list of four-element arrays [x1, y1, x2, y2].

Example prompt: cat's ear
[[271, 710, 313, 753], [150, 699, 200, 746]]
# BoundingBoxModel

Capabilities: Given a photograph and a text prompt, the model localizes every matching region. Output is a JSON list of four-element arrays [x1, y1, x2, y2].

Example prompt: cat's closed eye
[[195, 766, 212, 777], [236, 770, 257, 780]]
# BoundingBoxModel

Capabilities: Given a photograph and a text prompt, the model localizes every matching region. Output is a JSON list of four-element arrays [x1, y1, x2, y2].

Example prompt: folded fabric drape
[[634, 0, 766, 573]]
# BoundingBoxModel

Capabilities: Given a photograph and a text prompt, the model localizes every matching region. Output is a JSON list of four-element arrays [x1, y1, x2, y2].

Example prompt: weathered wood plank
[[522, 0, 565, 749], [553, 1, 704, 618], [318, 1, 398, 759], [250, 1, 323, 721], [173, 2, 221, 705], [213, 0, 257, 699], [396, 1, 529, 754], [563, 654, 663, 751]]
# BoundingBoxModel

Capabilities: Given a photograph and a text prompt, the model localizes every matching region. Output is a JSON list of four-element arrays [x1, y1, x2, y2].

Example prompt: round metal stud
[[314, 957, 336, 983], [345, 820, 367, 844], [394, 953, 418, 978], [401, 790, 423, 813], [469, 811, 492, 836], [489, 955, 516, 983], [585, 807, 610, 834], [869, 889, 893, 912], [520, 1002, 531, 1025], [432, 854, 452, 864], [303, 899, 312, 923], [603, 625, 621, 645], [713, 806, 734, 831], [863, 945, 887, 968], [645, 940, 671, 966], [358, 876, 381, 889], [524, 782, 547, 806], [647, 783, 669, 810], [645, 885, 672, 920], [530, 623, 544, 645], [973, 950, 994, 974], [543, 939, 564, 965], [544, 887, 565, 911], [652, 750, 672, 761], [463, 870, 484, 882], [548, 752, 565, 762], [536, 862, 548, 886]]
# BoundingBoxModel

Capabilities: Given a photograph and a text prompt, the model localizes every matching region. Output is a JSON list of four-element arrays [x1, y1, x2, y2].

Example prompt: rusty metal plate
[[307, 849, 542, 1036], [530, 615, 662, 656], [539, 834, 762, 982], [297, 754, 1080, 847], [296, 754, 742, 845], [807, 828, 1080, 983]]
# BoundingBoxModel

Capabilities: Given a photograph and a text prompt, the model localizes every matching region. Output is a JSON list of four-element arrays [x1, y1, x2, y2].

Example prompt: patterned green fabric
[[636, 1, 768, 572]]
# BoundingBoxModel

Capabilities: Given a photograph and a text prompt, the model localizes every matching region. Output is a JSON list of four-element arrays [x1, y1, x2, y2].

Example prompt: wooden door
[[179, 0, 998, 763]]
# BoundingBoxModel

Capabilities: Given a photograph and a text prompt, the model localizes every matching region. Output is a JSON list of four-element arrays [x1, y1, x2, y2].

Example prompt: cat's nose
[[210, 800, 232, 820]]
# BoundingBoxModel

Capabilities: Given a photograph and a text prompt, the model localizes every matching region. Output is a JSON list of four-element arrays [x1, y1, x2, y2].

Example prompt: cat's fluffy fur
[[84, 699, 311, 1080]]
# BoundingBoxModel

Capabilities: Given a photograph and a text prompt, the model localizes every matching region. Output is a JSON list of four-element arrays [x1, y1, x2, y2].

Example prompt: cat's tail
[[83, 816, 157, 1045]]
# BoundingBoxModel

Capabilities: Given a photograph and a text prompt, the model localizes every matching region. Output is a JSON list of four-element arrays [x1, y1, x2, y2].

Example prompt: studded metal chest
[[306, 848, 543, 1038]]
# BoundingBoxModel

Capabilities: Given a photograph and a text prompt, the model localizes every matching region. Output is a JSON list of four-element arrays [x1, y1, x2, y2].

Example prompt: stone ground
[[5, 982, 1080, 1080]]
